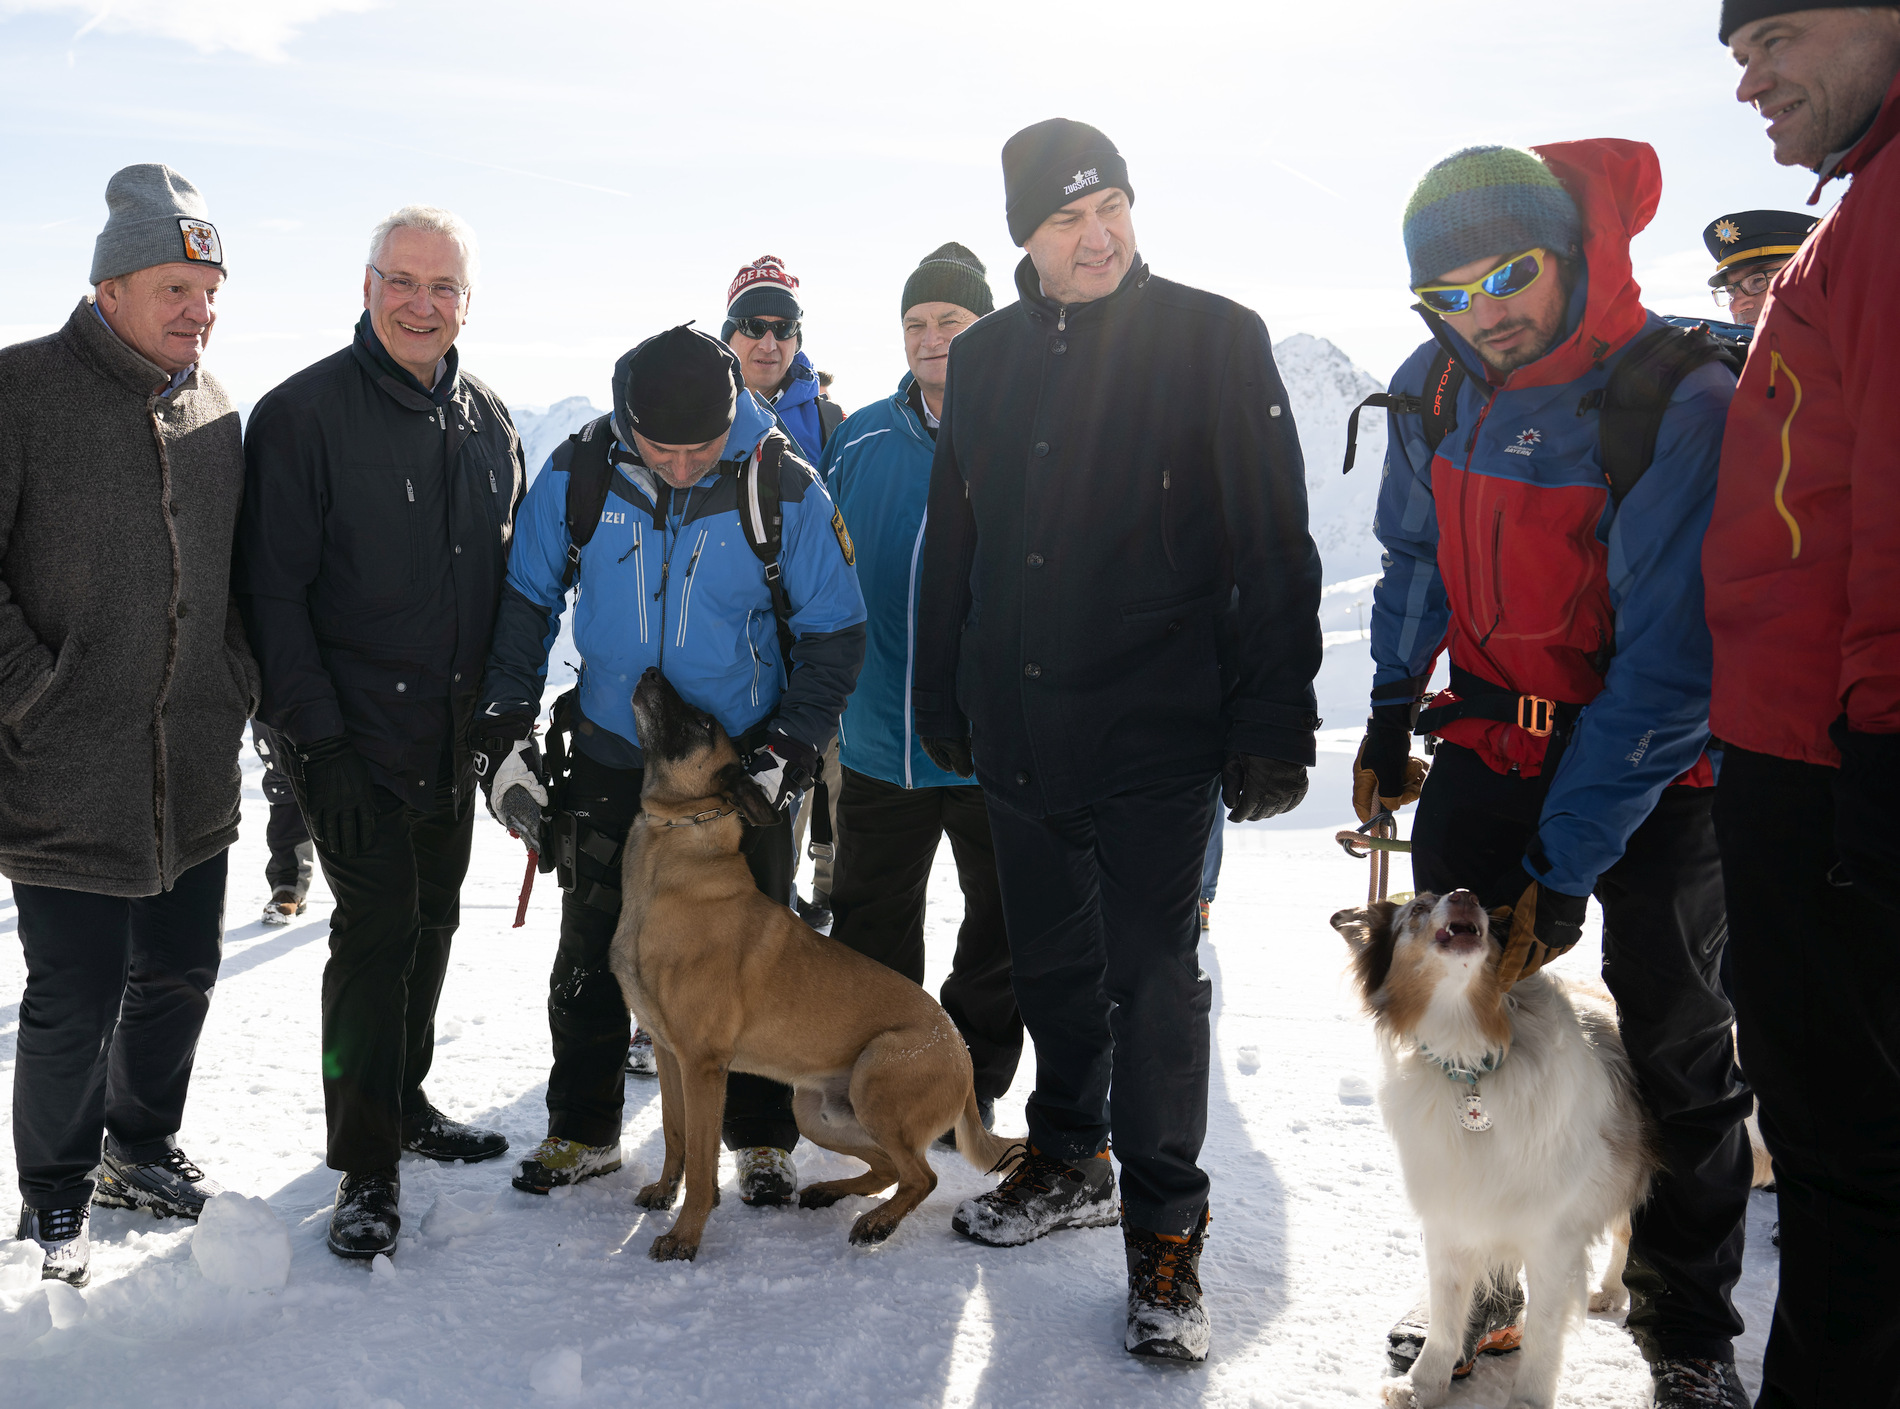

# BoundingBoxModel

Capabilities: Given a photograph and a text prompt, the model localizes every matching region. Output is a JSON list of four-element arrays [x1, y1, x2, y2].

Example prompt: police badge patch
[[178, 219, 222, 265], [831, 508, 855, 566]]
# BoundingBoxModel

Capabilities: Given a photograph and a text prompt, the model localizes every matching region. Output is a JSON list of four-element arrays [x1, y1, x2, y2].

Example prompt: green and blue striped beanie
[[1402, 146, 1582, 289]]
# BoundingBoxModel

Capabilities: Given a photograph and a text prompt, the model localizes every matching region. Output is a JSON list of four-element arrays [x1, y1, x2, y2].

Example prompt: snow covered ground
[[0, 704, 1779, 1408]]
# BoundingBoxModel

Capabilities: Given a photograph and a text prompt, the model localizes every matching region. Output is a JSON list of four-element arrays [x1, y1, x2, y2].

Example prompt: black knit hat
[[1001, 118, 1133, 246], [900, 243, 994, 318], [1720, 1, 1899, 41], [613, 324, 741, 447]]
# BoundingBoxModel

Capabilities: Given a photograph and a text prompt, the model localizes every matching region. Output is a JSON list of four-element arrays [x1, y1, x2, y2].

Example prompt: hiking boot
[[400, 1105, 508, 1164], [736, 1147, 798, 1206], [625, 1027, 658, 1078], [794, 890, 833, 931], [935, 1095, 995, 1151], [511, 1137, 623, 1194], [951, 1144, 1119, 1247], [1386, 1271, 1524, 1377], [1651, 1358, 1749, 1407], [17, 1205, 90, 1286], [328, 1169, 400, 1259], [94, 1145, 225, 1219], [261, 885, 307, 926], [1125, 1206, 1211, 1361]]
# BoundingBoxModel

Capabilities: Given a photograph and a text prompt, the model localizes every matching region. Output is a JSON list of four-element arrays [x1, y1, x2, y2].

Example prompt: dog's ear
[[1338, 898, 1403, 1000], [716, 762, 779, 827], [1331, 906, 1375, 948]]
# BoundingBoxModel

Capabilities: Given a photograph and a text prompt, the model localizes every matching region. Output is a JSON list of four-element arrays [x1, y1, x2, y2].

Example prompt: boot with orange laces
[[1124, 1206, 1211, 1361]]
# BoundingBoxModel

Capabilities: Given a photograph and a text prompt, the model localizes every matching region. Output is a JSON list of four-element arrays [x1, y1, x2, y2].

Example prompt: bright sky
[[0, 0, 1827, 415]]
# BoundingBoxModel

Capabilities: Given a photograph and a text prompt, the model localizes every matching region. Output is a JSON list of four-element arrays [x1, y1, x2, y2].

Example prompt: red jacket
[[1706, 71, 1900, 765]]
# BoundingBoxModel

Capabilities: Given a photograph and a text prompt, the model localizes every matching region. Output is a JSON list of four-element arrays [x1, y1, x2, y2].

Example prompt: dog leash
[[1335, 809, 1410, 904]]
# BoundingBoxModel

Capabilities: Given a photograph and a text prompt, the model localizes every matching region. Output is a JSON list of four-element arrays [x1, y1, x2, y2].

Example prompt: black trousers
[[11, 851, 227, 1209], [1412, 743, 1752, 1364], [983, 772, 1216, 1236], [547, 749, 798, 1151], [315, 784, 473, 1174], [828, 767, 1022, 1100], [1714, 747, 1900, 1409], [265, 801, 313, 894]]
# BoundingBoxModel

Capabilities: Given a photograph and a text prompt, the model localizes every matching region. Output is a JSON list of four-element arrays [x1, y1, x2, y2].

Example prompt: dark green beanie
[[901, 243, 994, 319]]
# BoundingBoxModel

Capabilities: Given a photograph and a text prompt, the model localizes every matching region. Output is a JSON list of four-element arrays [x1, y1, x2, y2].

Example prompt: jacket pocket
[[7, 633, 86, 743], [1119, 583, 1223, 623], [1160, 466, 1178, 571]]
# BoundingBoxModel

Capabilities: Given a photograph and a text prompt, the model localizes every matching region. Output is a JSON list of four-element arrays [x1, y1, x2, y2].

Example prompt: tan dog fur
[[609, 669, 1015, 1261]]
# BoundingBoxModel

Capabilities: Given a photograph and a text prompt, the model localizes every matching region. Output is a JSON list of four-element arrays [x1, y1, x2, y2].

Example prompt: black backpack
[[1341, 321, 1746, 505]]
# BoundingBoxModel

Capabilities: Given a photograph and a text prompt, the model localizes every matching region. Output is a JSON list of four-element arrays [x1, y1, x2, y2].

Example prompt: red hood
[[1495, 138, 1658, 390], [1813, 63, 1900, 201]]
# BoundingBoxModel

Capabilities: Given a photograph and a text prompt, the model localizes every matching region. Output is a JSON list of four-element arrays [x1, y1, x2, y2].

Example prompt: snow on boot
[[400, 1104, 508, 1163], [936, 1095, 995, 1151], [261, 885, 306, 926], [511, 1137, 623, 1195], [1650, 1358, 1750, 1408], [625, 1027, 658, 1078], [17, 1205, 90, 1287], [1385, 1270, 1524, 1377], [736, 1147, 798, 1207], [1125, 1206, 1211, 1362], [94, 1145, 225, 1219], [327, 1169, 399, 1260], [951, 1144, 1119, 1247], [794, 890, 833, 932]]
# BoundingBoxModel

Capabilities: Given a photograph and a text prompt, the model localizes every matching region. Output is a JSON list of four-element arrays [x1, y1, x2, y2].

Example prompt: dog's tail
[[953, 1089, 1017, 1176]]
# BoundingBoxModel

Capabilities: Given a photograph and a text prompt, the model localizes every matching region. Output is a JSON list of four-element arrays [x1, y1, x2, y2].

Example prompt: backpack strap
[[1342, 344, 1465, 472], [816, 396, 845, 450], [560, 414, 617, 589], [1586, 324, 1745, 505], [737, 432, 800, 680]]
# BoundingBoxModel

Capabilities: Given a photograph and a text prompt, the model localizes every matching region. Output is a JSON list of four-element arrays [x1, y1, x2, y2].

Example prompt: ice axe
[[513, 844, 538, 928]]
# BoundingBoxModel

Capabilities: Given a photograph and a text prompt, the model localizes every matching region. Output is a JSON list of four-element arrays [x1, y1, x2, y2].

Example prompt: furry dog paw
[[1378, 1380, 1423, 1409], [798, 1186, 847, 1210], [1588, 1286, 1629, 1313], [847, 1210, 898, 1247], [647, 1232, 698, 1262], [634, 1179, 679, 1210]]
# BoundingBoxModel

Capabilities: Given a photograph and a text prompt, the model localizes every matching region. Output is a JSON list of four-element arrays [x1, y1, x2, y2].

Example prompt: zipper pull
[[1767, 352, 1780, 400], [1057, 307, 1067, 332], [406, 478, 415, 503], [488, 468, 498, 494], [1162, 469, 1171, 490]]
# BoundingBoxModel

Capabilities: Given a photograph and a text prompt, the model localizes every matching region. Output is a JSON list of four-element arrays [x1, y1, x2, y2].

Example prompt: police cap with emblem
[[614, 324, 743, 447], [90, 163, 225, 285], [1702, 209, 1818, 287], [1001, 118, 1134, 246]]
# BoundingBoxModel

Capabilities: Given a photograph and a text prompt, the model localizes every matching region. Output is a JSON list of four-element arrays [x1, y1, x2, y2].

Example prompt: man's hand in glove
[[747, 730, 816, 813], [294, 735, 379, 858], [920, 735, 975, 778], [1829, 720, 1900, 907], [472, 709, 546, 853], [1353, 704, 1429, 823], [1498, 861, 1588, 988], [1222, 754, 1309, 822]]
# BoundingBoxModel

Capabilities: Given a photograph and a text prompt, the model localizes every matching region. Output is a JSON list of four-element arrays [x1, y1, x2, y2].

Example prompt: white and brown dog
[[1332, 891, 1656, 1409]]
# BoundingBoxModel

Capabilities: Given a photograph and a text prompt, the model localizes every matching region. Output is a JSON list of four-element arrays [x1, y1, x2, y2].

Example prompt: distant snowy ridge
[[513, 395, 606, 480], [1271, 333, 1388, 584]]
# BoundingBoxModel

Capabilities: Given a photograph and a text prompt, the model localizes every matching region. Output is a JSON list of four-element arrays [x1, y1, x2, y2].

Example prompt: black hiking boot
[[951, 1144, 1118, 1247], [1386, 1271, 1524, 1377], [94, 1145, 225, 1219], [1650, 1358, 1748, 1408], [1125, 1206, 1211, 1362], [400, 1105, 508, 1163], [16, 1205, 90, 1286], [327, 1169, 400, 1259]]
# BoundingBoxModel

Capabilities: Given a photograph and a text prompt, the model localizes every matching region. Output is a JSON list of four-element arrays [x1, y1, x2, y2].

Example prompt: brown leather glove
[[1496, 863, 1588, 989], [1352, 705, 1429, 823]]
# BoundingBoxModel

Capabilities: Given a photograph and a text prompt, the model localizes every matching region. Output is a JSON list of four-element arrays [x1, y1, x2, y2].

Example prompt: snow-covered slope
[[1272, 332, 1389, 584], [513, 396, 605, 480]]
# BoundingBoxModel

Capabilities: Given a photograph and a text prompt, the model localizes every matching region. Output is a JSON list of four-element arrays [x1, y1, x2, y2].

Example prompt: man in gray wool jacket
[[0, 164, 258, 1288]]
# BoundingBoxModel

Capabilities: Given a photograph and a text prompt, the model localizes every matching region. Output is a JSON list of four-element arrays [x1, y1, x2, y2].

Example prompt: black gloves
[[1353, 704, 1429, 823], [471, 708, 534, 787], [747, 730, 817, 812], [471, 708, 546, 852], [920, 735, 975, 778], [294, 735, 378, 858], [1829, 720, 1900, 906], [1499, 861, 1588, 987], [1222, 753, 1308, 822]]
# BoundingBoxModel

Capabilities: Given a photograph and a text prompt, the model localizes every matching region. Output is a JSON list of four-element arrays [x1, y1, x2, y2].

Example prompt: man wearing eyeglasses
[[236, 205, 526, 1262], [1703, 208, 1818, 326], [1361, 144, 1752, 1406]]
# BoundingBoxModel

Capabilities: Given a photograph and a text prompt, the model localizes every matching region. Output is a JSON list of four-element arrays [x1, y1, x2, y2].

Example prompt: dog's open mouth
[[1434, 920, 1483, 952]]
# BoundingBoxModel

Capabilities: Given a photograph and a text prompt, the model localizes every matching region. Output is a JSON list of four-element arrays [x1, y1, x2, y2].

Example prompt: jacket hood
[[1456, 139, 1658, 392], [773, 349, 820, 412], [1816, 64, 1900, 200]]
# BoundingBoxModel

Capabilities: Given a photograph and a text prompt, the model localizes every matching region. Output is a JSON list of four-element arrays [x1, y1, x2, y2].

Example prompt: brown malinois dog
[[611, 668, 1015, 1261]]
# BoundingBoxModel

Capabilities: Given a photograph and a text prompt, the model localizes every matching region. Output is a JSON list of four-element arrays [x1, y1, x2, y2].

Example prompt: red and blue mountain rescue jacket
[[1706, 69, 1900, 766], [1370, 139, 1735, 898]]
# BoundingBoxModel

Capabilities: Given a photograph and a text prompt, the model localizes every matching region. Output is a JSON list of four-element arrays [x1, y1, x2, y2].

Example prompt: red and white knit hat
[[725, 255, 803, 320]]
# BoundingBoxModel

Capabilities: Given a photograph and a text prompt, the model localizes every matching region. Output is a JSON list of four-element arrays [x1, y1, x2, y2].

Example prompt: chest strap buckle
[[1516, 695, 1556, 738]]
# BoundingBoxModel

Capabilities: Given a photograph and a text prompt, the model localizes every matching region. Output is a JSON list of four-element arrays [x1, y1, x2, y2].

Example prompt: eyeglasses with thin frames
[[369, 264, 468, 306], [1713, 268, 1778, 307]]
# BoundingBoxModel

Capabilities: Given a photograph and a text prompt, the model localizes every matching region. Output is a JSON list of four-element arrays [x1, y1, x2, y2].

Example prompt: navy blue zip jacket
[[478, 390, 865, 768]]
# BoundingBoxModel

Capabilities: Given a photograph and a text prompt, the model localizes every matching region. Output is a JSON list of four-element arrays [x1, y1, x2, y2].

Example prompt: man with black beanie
[[474, 324, 865, 1210], [913, 118, 1323, 1363], [1707, 6, 1900, 1404]]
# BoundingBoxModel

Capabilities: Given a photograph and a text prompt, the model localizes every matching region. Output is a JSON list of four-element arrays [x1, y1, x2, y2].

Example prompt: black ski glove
[[747, 729, 817, 813], [294, 735, 378, 858], [1353, 704, 1429, 823], [1829, 719, 1900, 908], [920, 735, 975, 778], [1222, 753, 1308, 822], [470, 707, 535, 791], [1499, 861, 1588, 988]]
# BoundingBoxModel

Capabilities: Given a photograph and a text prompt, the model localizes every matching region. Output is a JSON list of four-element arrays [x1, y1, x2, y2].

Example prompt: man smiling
[[1706, 6, 1900, 1403]]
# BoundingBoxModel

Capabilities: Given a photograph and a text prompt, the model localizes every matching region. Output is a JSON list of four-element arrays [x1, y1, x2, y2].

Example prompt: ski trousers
[[1411, 742, 1752, 1364]]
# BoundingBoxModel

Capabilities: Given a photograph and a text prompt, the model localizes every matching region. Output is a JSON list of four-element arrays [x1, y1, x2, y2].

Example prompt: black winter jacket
[[236, 320, 524, 808], [913, 256, 1322, 817]]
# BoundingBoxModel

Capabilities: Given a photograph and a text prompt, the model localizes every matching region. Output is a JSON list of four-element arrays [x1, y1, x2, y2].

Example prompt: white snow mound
[[421, 1188, 499, 1239], [0, 1286, 52, 1357], [530, 1346, 583, 1398], [190, 1192, 291, 1291]]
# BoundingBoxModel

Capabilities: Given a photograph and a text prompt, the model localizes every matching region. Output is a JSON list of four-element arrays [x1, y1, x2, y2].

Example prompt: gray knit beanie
[[901, 243, 995, 318], [90, 163, 225, 284]]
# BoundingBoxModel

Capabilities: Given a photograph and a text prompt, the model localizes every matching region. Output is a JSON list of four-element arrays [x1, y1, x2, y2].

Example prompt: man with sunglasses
[[1703, 208, 1818, 326], [722, 255, 843, 463], [1360, 143, 1752, 1407], [237, 205, 525, 1262]]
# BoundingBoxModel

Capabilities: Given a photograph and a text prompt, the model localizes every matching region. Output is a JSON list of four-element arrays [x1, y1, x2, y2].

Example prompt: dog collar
[[651, 805, 736, 828], [1416, 1044, 1502, 1134]]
